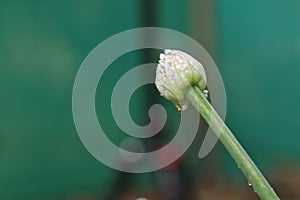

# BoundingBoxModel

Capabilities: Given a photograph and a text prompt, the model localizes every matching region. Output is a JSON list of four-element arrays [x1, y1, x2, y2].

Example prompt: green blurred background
[[1, 0, 300, 199]]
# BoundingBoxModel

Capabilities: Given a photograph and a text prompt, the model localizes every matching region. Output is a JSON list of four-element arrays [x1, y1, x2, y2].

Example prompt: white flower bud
[[155, 49, 207, 110]]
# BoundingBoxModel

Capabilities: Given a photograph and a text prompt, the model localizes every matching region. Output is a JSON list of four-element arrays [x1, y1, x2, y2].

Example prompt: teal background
[[0, 0, 299, 199], [216, 0, 300, 175]]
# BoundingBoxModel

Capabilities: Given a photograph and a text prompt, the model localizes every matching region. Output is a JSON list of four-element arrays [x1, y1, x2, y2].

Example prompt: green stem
[[186, 86, 280, 200]]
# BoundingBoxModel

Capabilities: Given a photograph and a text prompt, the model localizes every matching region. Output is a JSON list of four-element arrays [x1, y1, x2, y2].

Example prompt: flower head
[[155, 49, 207, 110]]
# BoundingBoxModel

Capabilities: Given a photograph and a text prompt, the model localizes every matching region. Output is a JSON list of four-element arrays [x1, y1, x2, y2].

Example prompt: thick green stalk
[[186, 86, 280, 200]]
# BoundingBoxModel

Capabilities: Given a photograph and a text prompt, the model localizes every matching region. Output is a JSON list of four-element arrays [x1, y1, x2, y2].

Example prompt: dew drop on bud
[[175, 103, 188, 112], [203, 89, 209, 98]]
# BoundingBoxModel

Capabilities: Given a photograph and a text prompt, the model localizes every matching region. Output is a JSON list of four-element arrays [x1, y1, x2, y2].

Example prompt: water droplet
[[165, 49, 172, 54], [160, 53, 165, 60], [248, 182, 252, 186], [237, 165, 240, 168], [180, 104, 188, 111], [175, 103, 188, 112], [203, 90, 209, 98]]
